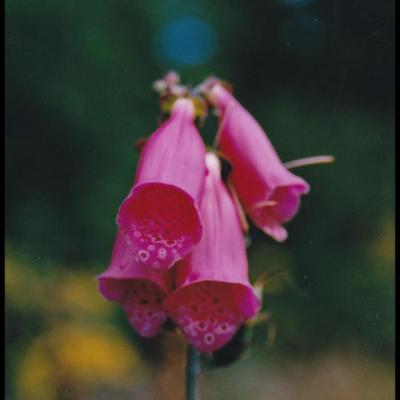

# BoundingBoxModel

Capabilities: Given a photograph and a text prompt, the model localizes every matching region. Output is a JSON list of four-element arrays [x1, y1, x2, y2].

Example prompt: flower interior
[[118, 183, 202, 270], [123, 279, 167, 337], [165, 281, 249, 353], [99, 278, 167, 337], [249, 184, 306, 241]]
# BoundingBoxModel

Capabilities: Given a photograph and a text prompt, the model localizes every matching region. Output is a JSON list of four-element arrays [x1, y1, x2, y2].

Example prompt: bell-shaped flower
[[208, 83, 310, 242], [164, 153, 260, 353], [97, 230, 173, 337], [117, 98, 206, 270]]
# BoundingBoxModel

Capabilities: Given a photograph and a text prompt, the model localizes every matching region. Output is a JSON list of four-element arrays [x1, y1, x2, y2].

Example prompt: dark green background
[[6, 0, 394, 399]]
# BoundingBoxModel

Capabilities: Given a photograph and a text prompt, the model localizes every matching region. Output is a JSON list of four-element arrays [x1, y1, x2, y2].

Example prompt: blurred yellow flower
[[5, 256, 113, 318], [48, 270, 114, 318], [5, 258, 48, 311], [16, 323, 142, 400]]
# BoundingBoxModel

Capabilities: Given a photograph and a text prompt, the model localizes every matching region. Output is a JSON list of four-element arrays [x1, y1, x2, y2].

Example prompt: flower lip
[[164, 280, 260, 353], [98, 277, 169, 337], [117, 182, 203, 270], [248, 183, 309, 242]]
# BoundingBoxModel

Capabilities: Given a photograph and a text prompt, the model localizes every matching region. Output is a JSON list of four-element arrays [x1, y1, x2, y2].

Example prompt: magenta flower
[[208, 84, 310, 242], [97, 230, 172, 337], [164, 153, 261, 353], [117, 98, 206, 270]]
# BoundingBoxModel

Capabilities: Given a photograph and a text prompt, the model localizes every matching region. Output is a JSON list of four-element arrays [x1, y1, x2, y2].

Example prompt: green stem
[[186, 345, 200, 400]]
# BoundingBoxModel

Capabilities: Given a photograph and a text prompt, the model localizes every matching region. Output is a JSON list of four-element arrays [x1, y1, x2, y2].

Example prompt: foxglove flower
[[208, 84, 309, 242], [164, 153, 260, 353], [97, 230, 172, 337], [117, 98, 206, 270]]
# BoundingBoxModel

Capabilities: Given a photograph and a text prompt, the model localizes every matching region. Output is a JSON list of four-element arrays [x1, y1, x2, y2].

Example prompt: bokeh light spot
[[154, 17, 217, 66]]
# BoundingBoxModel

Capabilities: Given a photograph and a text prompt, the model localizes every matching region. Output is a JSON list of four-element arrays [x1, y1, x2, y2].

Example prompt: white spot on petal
[[196, 321, 207, 331], [138, 250, 149, 261], [204, 333, 215, 344], [158, 248, 167, 259]]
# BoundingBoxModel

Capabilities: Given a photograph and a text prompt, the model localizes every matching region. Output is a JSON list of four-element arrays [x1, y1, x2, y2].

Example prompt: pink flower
[[208, 84, 310, 242], [97, 230, 172, 337], [117, 98, 206, 270], [164, 153, 260, 353]]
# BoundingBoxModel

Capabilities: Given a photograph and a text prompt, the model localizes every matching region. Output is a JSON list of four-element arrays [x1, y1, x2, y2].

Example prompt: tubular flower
[[97, 230, 172, 337], [164, 153, 260, 353], [117, 98, 206, 270], [208, 83, 310, 242]]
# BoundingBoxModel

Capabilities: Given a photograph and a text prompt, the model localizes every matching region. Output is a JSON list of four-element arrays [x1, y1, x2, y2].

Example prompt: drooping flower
[[164, 153, 261, 353], [97, 230, 172, 337], [207, 83, 310, 242], [117, 98, 206, 270]]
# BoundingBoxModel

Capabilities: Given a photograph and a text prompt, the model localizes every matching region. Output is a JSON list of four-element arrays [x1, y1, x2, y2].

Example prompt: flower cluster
[[97, 74, 312, 353]]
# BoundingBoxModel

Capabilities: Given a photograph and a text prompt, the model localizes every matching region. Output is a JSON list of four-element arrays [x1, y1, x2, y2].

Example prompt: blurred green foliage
[[6, 0, 394, 399]]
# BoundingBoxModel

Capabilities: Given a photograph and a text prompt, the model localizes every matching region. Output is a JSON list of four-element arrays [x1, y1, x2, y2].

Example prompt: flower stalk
[[186, 345, 200, 400]]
